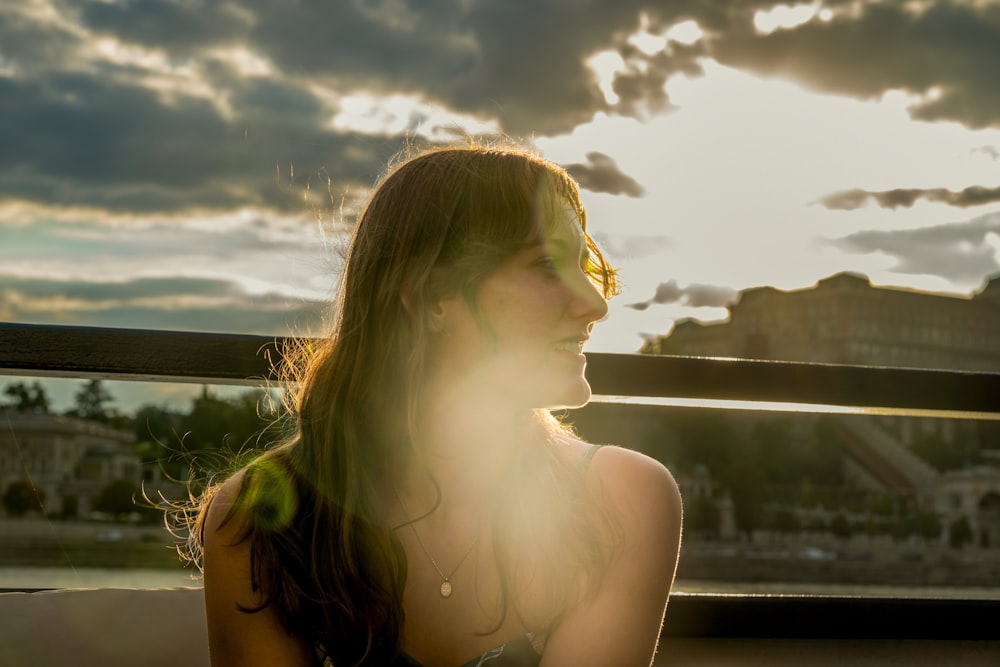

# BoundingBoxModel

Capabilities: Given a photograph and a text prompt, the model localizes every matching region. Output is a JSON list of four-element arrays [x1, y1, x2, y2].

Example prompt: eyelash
[[536, 255, 592, 280], [537, 255, 558, 271]]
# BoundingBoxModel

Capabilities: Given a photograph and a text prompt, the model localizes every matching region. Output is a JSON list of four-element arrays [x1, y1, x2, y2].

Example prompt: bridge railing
[[2, 322, 1000, 644]]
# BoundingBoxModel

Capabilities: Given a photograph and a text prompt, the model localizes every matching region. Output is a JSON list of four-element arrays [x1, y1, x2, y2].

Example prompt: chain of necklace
[[392, 486, 479, 599]]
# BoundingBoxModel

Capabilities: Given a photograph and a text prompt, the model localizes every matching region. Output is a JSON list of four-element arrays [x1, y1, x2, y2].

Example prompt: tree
[[830, 513, 853, 540], [686, 495, 722, 534], [720, 460, 770, 537], [71, 379, 115, 423], [914, 509, 942, 541], [769, 507, 802, 534], [3, 479, 45, 517], [2, 381, 51, 413], [179, 387, 282, 457], [911, 433, 979, 472], [93, 479, 140, 520], [134, 405, 188, 481], [948, 516, 974, 549]]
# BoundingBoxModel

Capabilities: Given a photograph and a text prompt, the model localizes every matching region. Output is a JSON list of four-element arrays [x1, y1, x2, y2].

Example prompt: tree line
[[2, 380, 285, 520]]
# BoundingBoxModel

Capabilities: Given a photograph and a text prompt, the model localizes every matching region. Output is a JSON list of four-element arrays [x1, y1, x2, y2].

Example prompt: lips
[[552, 337, 588, 354]]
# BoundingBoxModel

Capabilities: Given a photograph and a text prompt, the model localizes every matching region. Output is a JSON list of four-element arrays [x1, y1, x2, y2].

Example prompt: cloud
[[972, 146, 1000, 161], [565, 152, 645, 197], [830, 211, 1000, 283], [591, 233, 673, 260], [0, 216, 331, 276], [712, 1, 1000, 130], [626, 279, 737, 310], [4, 0, 714, 220], [0, 65, 400, 215], [0, 273, 325, 335], [819, 185, 1000, 210], [3, 0, 998, 222]]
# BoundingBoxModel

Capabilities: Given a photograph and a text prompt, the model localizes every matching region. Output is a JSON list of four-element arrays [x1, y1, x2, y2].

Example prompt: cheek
[[493, 299, 556, 345]]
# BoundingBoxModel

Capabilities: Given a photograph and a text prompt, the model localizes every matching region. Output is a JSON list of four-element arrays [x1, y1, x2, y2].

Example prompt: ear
[[426, 301, 447, 333], [400, 287, 448, 332]]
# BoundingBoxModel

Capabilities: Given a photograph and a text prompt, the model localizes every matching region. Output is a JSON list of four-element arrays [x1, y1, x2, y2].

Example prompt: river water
[[0, 566, 200, 590]]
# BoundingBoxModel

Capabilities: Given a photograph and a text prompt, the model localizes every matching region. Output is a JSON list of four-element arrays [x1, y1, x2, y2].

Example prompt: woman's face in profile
[[429, 204, 609, 409]]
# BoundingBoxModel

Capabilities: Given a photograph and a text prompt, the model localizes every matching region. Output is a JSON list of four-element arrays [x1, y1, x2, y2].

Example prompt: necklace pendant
[[439, 581, 453, 598]]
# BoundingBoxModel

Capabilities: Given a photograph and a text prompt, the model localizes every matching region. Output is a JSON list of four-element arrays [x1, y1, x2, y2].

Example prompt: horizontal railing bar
[[5, 322, 1000, 642], [0, 323, 281, 385], [662, 593, 1000, 640], [0, 587, 995, 640], [3, 323, 1000, 415]]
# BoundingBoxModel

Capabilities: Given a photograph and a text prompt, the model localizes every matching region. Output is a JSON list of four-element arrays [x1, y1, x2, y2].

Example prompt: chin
[[541, 377, 593, 410]]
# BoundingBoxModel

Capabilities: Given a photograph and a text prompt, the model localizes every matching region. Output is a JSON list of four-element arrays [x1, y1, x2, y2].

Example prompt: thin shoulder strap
[[580, 443, 605, 469]]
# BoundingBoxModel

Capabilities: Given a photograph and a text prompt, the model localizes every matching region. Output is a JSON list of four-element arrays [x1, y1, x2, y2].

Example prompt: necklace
[[393, 487, 479, 599]]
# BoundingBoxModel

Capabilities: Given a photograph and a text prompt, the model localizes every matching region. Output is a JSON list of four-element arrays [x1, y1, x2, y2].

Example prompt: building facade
[[642, 272, 1000, 372], [0, 412, 141, 518], [640, 272, 1000, 547]]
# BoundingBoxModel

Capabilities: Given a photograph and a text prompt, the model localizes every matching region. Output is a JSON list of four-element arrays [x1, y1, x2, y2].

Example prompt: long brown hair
[[187, 139, 619, 666]]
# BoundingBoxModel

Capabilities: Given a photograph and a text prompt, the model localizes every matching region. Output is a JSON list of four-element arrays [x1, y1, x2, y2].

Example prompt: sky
[[2, 0, 1000, 410]]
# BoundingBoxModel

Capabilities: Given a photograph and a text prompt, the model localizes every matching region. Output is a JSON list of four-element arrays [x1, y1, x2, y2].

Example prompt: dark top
[[398, 444, 603, 667], [399, 632, 544, 667], [322, 444, 604, 667]]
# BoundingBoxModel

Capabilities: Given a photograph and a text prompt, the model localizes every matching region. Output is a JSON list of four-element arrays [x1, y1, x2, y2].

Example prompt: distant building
[[641, 272, 1000, 372], [934, 468, 1000, 548], [0, 412, 140, 518], [640, 272, 1000, 547]]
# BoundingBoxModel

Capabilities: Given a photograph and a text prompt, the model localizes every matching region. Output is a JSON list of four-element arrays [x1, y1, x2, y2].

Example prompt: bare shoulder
[[202, 468, 258, 609], [202, 468, 249, 547], [589, 445, 682, 526], [540, 445, 682, 665], [202, 466, 314, 666]]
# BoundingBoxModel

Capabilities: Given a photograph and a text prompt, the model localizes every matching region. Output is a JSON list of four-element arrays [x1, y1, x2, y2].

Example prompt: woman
[[192, 141, 682, 666]]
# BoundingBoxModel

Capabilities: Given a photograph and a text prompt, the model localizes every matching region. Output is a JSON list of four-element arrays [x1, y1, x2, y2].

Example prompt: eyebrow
[[543, 237, 589, 263]]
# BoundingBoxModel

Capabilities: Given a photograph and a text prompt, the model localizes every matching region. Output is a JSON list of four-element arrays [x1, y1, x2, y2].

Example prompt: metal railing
[[2, 322, 1000, 640]]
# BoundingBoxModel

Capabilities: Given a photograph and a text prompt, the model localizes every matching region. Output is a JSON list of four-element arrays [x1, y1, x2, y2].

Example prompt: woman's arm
[[541, 446, 682, 667], [202, 472, 315, 667]]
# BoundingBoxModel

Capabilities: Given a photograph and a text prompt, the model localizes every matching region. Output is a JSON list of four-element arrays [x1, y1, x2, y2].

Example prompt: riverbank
[[0, 518, 185, 569], [4, 518, 1000, 595], [676, 540, 1000, 591]]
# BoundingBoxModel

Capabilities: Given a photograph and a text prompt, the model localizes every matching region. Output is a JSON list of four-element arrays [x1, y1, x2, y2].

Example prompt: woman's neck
[[389, 386, 541, 522]]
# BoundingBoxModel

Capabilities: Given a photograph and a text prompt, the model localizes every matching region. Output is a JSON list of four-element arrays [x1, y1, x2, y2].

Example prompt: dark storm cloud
[[0, 66, 401, 214], [0, 274, 325, 335], [565, 152, 645, 197], [1, 0, 711, 215], [3, 0, 999, 220], [233, 0, 709, 135], [712, 1, 1000, 130], [830, 211, 1000, 283], [819, 185, 1000, 210], [0, 218, 322, 275], [0, 275, 241, 302], [626, 280, 736, 310], [78, 0, 251, 50]]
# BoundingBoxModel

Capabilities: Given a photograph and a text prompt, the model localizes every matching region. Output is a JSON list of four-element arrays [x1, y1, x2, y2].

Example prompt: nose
[[568, 270, 609, 323]]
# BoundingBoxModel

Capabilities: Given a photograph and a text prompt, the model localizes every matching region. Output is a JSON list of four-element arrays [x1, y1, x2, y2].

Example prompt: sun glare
[[95, 38, 170, 71], [209, 47, 273, 77], [628, 17, 703, 53], [90, 37, 224, 114], [753, 3, 823, 35], [586, 17, 705, 107], [329, 92, 499, 140], [665, 20, 704, 45], [592, 395, 1000, 421], [585, 51, 627, 105]]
